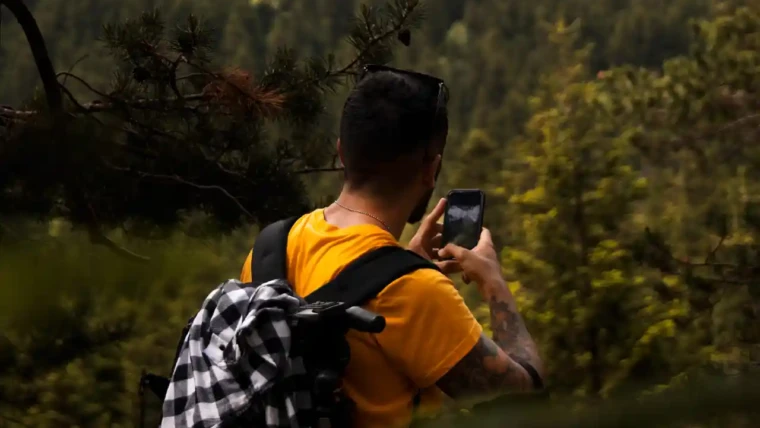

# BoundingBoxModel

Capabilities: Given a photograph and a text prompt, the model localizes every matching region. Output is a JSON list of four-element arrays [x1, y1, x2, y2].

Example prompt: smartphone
[[441, 189, 486, 251]]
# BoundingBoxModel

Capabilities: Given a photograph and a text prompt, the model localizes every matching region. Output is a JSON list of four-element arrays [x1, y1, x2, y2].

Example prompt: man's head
[[337, 65, 449, 224]]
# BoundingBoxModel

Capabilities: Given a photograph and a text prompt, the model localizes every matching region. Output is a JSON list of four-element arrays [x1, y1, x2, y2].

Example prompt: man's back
[[240, 209, 483, 428]]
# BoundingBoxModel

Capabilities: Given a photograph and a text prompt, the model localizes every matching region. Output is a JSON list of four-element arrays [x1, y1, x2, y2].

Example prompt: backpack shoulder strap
[[251, 216, 299, 284], [305, 246, 441, 307], [304, 246, 438, 413]]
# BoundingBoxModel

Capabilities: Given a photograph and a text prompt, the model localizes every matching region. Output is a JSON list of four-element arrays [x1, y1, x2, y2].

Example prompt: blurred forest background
[[2, 0, 760, 426]]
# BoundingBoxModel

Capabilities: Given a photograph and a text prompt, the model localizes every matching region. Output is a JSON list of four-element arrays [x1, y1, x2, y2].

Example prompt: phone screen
[[442, 190, 485, 250]]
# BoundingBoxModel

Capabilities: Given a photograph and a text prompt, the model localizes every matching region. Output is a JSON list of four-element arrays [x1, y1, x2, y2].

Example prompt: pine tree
[[501, 21, 684, 396], [0, 1, 427, 425], [613, 6, 760, 376], [0, 0, 424, 258]]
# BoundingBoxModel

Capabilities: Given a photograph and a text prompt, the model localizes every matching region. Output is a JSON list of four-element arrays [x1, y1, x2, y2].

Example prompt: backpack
[[139, 216, 439, 428]]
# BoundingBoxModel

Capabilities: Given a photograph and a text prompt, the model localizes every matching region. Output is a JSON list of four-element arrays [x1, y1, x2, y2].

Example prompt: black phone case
[[441, 189, 486, 253]]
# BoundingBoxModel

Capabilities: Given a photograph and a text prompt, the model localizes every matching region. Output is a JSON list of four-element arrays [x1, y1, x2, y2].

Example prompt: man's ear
[[336, 138, 345, 167], [425, 154, 442, 188]]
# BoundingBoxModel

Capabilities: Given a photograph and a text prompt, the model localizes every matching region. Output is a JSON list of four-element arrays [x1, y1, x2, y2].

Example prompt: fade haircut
[[339, 70, 448, 195]]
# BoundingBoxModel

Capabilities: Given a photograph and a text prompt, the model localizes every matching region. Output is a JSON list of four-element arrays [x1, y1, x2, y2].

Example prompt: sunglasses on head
[[360, 64, 449, 174], [361, 64, 449, 125]]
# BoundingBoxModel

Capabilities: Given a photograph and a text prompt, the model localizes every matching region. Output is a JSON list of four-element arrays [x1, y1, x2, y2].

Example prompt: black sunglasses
[[360, 64, 449, 171], [361, 64, 449, 121]]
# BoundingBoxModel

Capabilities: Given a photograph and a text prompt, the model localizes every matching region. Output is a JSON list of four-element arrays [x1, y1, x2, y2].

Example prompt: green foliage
[[0, 220, 254, 427], [0, 1, 421, 234], [416, 372, 760, 427], [2, 0, 760, 426], [491, 5, 760, 402], [596, 6, 760, 376], [499, 22, 685, 396]]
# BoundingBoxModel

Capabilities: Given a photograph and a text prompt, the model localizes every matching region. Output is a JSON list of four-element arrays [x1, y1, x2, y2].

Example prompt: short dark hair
[[339, 70, 448, 194]]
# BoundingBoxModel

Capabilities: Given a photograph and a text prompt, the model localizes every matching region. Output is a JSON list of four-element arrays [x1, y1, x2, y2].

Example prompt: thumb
[[476, 227, 494, 248], [438, 243, 466, 261], [423, 198, 447, 229]]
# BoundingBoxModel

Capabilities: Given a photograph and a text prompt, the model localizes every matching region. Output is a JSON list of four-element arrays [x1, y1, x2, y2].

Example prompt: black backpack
[[139, 216, 439, 427]]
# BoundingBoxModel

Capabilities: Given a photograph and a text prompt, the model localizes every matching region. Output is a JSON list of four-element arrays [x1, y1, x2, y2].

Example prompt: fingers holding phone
[[435, 189, 503, 289], [434, 257, 462, 275], [406, 198, 463, 275], [439, 227, 502, 294]]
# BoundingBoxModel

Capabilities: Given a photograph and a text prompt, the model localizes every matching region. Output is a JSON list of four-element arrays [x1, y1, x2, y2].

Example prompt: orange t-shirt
[[240, 209, 482, 428]]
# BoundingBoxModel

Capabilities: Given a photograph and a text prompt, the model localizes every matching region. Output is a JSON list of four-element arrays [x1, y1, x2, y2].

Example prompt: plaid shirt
[[160, 279, 313, 428]]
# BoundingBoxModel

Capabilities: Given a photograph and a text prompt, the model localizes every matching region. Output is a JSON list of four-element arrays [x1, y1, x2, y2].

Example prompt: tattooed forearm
[[436, 283, 544, 399], [437, 335, 532, 398], [489, 292, 541, 374]]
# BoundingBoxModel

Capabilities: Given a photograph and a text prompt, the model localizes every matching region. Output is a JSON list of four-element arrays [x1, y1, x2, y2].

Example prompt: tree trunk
[[1, 0, 61, 111], [573, 160, 603, 396]]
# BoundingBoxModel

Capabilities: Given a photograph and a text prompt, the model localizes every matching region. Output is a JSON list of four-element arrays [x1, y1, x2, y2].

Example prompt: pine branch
[[0, 2, 153, 262], [1, 0, 423, 121], [1, 1, 426, 236], [103, 162, 256, 221], [83, 201, 151, 262], [643, 228, 758, 286], [295, 166, 345, 174], [60, 54, 90, 86], [704, 234, 727, 264], [323, 0, 422, 80], [87, 226, 151, 262], [56, 72, 114, 101], [3, 70, 282, 120], [294, 152, 344, 174], [140, 50, 285, 117]]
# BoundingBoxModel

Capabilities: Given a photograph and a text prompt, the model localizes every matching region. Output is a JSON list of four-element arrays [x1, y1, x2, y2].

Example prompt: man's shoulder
[[377, 263, 456, 299]]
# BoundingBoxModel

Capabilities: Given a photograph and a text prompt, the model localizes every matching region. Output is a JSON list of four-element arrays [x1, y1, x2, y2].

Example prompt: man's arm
[[436, 279, 544, 398]]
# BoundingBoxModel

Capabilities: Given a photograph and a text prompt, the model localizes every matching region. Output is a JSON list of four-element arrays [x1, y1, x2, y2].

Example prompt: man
[[240, 65, 544, 427]]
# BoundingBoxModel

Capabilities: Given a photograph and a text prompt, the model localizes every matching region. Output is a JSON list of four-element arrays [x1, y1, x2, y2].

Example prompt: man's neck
[[325, 189, 411, 240]]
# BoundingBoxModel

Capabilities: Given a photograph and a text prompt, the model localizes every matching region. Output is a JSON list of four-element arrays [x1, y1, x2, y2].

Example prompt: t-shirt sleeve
[[240, 250, 253, 283], [372, 269, 483, 389]]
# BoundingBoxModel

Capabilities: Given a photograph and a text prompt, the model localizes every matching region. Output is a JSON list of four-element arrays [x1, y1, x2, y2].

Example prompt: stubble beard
[[407, 188, 435, 224]]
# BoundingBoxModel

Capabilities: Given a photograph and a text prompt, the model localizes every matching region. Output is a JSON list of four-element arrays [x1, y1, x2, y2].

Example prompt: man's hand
[[407, 198, 461, 275], [435, 226, 545, 397], [438, 228, 502, 296]]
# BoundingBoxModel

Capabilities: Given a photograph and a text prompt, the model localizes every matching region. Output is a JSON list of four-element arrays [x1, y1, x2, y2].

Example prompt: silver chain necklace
[[333, 201, 392, 232]]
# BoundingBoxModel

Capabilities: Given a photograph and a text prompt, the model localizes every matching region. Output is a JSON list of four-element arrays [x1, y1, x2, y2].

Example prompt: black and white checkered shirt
[[160, 279, 312, 428]]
